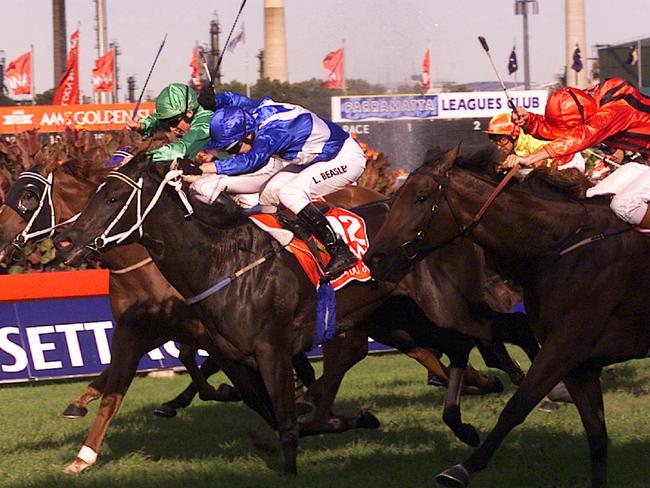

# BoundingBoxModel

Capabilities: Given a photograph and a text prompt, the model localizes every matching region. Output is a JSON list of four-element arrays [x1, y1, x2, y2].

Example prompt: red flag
[[5, 51, 32, 95], [189, 46, 202, 91], [91, 50, 114, 93], [53, 29, 80, 105], [322, 48, 345, 90], [421, 48, 431, 92]]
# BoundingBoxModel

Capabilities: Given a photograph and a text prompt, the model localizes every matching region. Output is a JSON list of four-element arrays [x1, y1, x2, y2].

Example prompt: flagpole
[[342, 38, 346, 94], [638, 38, 643, 89], [428, 39, 432, 93], [30, 44, 35, 104]]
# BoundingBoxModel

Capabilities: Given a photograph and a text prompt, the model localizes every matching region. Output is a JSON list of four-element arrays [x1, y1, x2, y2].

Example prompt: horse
[[53, 151, 539, 473], [0, 145, 515, 473], [365, 146, 650, 488]]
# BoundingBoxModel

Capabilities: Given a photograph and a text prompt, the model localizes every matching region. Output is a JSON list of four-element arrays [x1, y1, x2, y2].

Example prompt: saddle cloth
[[249, 207, 372, 290]]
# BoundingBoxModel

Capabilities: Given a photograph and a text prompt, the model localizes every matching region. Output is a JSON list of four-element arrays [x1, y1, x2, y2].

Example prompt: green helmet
[[155, 83, 199, 119]]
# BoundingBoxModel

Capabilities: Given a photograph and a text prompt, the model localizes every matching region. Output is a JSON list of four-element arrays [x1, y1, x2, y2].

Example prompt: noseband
[[400, 164, 520, 261]]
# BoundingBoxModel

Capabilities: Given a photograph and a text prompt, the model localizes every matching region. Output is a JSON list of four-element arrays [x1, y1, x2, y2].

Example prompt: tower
[[263, 0, 288, 82], [52, 0, 67, 85], [565, 0, 588, 87]]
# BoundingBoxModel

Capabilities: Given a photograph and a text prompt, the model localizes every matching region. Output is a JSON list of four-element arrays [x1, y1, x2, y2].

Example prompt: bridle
[[399, 164, 520, 261], [86, 167, 194, 252], [5, 171, 80, 247]]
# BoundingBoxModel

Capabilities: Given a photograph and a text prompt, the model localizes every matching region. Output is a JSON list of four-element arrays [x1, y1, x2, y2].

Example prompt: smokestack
[[209, 17, 222, 85], [263, 0, 288, 82], [52, 0, 67, 86], [95, 0, 108, 103], [565, 0, 588, 87]]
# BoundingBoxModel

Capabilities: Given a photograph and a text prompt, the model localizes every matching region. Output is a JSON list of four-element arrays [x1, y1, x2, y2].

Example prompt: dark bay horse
[[365, 146, 650, 488], [0, 150, 515, 473], [53, 153, 536, 473]]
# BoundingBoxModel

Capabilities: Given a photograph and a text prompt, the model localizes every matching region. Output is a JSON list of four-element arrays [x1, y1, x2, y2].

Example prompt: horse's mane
[[420, 145, 593, 201]]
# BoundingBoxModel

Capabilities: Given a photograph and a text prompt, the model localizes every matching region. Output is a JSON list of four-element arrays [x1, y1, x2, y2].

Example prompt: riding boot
[[297, 203, 358, 282]]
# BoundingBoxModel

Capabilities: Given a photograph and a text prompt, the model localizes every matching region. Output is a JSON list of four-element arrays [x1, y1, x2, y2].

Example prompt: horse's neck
[[52, 173, 95, 221], [140, 187, 259, 297], [452, 171, 588, 260]]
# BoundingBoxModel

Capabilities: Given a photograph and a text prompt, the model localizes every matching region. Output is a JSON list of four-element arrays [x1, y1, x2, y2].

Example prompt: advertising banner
[[0, 270, 392, 384], [0, 102, 155, 135], [332, 90, 547, 122]]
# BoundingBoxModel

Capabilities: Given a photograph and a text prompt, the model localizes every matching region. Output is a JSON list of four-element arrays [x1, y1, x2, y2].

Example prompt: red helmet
[[484, 113, 521, 138], [544, 87, 597, 130]]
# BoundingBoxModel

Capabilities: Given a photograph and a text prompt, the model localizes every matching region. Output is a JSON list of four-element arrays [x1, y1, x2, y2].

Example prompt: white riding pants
[[586, 162, 650, 224], [190, 136, 366, 214]]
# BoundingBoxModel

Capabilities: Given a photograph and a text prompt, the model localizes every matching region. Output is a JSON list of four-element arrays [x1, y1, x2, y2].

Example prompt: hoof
[[215, 383, 241, 402], [490, 377, 504, 394], [358, 410, 380, 430], [296, 399, 314, 417], [435, 464, 469, 488], [63, 458, 92, 474], [153, 403, 178, 418], [62, 404, 88, 419], [538, 399, 560, 412], [457, 424, 480, 447], [547, 382, 573, 403]]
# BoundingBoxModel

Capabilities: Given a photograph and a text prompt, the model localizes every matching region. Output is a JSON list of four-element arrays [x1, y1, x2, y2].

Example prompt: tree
[[35, 89, 55, 105], [0, 93, 16, 106]]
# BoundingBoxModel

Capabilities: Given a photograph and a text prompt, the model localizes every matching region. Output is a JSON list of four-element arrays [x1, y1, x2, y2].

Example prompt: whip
[[131, 33, 168, 119], [478, 36, 516, 111]]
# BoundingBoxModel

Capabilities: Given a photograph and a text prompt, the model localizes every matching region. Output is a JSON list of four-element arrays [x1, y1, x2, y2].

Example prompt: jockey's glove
[[179, 157, 203, 176]]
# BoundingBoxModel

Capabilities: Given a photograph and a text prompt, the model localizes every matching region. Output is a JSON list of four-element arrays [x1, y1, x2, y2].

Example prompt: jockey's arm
[[213, 129, 291, 176], [149, 110, 212, 163]]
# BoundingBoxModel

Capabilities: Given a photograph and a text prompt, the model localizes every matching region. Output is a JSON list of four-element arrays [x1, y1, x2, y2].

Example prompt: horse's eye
[[416, 194, 428, 203], [21, 191, 39, 211], [108, 196, 118, 204]]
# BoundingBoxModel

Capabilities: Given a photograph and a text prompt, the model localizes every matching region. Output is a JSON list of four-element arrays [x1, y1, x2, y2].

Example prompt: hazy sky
[[2, 0, 650, 101]]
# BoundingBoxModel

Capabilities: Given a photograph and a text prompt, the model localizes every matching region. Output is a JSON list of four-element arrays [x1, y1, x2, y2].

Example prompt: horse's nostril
[[53, 235, 71, 250]]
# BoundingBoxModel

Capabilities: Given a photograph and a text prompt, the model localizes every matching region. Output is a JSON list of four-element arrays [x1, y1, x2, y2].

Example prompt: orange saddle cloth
[[249, 207, 373, 290]]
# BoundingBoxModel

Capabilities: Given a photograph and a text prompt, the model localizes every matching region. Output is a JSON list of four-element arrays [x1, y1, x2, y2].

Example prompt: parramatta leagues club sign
[[331, 90, 548, 122]]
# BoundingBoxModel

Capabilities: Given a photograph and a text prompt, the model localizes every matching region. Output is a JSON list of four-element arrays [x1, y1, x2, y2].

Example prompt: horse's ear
[[438, 144, 462, 174]]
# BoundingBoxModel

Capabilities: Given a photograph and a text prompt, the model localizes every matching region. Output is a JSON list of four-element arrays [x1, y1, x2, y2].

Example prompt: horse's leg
[[64, 322, 151, 474], [300, 328, 379, 437], [474, 339, 525, 386], [256, 346, 298, 474], [440, 332, 480, 447], [62, 367, 109, 418], [435, 339, 579, 488], [562, 367, 607, 488]]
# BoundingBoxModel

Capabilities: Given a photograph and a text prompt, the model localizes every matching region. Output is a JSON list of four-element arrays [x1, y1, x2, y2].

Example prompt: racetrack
[[1, 350, 649, 488]]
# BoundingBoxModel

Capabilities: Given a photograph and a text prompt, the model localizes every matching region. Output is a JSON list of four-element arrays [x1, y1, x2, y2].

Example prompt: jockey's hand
[[196, 151, 215, 164], [125, 116, 143, 131], [498, 154, 528, 171], [511, 107, 529, 127], [178, 157, 203, 176]]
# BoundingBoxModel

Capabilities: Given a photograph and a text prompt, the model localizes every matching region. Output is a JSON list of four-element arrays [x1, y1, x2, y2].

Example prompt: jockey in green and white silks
[[127, 83, 213, 162]]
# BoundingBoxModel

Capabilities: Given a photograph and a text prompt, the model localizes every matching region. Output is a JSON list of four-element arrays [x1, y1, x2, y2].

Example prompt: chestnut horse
[[365, 146, 650, 488], [0, 149, 517, 473], [53, 153, 538, 474]]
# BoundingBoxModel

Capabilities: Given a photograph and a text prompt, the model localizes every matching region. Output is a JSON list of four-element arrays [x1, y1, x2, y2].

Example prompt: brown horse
[[0, 147, 513, 473], [365, 146, 650, 488], [53, 153, 539, 473]]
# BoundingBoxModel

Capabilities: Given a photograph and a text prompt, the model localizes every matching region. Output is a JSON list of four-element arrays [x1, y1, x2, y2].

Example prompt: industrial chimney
[[52, 0, 67, 86], [565, 0, 588, 87], [263, 0, 288, 82], [209, 16, 222, 85]]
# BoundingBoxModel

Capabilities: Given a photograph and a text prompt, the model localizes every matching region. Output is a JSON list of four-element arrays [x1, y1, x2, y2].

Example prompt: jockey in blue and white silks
[[186, 93, 367, 282]]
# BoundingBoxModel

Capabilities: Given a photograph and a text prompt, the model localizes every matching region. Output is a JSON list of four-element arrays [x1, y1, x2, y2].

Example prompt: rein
[[401, 164, 520, 260], [109, 257, 154, 275]]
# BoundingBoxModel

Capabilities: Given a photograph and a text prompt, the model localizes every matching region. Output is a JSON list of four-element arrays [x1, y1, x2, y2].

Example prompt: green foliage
[[35, 88, 55, 105], [0, 92, 16, 106]]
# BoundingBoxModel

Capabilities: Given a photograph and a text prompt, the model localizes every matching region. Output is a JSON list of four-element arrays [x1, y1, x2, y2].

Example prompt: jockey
[[503, 78, 650, 227], [126, 83, 213, 162], [185, 95, 367, 281], [485, 113, 585, 177]]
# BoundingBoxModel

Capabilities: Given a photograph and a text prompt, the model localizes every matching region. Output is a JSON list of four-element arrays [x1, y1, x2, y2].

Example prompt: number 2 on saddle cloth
[[249, 207, 373, 290]]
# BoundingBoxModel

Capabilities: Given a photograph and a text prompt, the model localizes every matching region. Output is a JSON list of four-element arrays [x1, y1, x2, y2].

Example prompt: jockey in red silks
[[502, 78, 650, 227]]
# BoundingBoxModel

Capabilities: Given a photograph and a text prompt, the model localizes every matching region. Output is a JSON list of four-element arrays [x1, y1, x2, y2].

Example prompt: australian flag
[[508, 46, 518, 75], [571, 44, 583, 72]]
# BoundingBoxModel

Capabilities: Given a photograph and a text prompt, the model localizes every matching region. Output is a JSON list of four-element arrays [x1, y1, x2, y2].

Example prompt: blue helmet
[[205, 107, 256, 151]]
